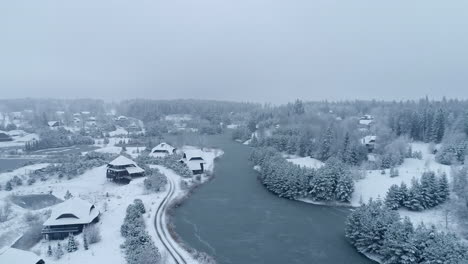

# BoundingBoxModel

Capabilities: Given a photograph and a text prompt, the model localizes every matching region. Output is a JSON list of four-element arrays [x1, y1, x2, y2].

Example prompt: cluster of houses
[[106, 142, 206, 182]]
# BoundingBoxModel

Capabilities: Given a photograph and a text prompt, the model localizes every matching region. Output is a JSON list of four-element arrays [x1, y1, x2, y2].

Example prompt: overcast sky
[[1, 1, 468, 103]]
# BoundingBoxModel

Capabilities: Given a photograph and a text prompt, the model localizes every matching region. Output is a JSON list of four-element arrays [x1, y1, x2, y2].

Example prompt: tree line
[[385, 171, 449, 211], [250, 147, 354, 202]]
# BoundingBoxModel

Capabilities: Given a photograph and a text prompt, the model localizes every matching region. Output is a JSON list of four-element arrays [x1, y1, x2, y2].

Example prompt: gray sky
[[1, 0, 468, 103]]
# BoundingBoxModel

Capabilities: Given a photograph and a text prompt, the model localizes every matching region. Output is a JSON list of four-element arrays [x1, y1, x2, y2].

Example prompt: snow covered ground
[[108, 127, 128, 137], [285, 155, 324, 169], [0, 130, 38, 149], [92, 137, 145, 158], [0, 144, 223, 264]]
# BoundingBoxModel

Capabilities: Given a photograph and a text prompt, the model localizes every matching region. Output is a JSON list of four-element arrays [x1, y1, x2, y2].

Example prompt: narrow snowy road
[[154, 177, 188, 264]]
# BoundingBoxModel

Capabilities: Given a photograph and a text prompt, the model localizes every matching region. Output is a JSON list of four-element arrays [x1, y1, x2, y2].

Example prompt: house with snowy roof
[[42, 198, 100, 240], [181, 149, 205, 174], [106, 155, 145, 181], [0, 132, 12, 142], [0, 247, 44, 264], [47, 121, 61, 129], [358, 114, 374, 128], [361, 135, 377, 152], [150, 143, 176, 157]]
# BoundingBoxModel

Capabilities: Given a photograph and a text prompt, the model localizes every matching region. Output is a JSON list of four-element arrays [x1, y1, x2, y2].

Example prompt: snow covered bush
[[138, 154, 192, 178], [436, 133, 468, 165], [385, 171, 449, 211], [120, 200, 161, 264], [84, 224, 102, 244], [143, 168, 167, 192]]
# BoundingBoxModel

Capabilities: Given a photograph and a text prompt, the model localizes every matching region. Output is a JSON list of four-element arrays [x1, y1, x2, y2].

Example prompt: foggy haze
[[1, 0, 468, 103]]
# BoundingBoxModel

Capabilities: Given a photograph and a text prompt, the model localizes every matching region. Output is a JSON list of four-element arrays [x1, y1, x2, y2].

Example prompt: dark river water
[[172, 133, 374, 264], [0, 158, 35, 173]]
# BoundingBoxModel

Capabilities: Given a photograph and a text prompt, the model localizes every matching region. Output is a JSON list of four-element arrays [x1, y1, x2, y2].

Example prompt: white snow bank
[[287, 156, 324, 169]]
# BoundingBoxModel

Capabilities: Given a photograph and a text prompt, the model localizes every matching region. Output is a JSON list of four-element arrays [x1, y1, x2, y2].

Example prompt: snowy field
[[0, 143, 223, 264], [0, 130, 38, 149], [285, 155, 324, 169]]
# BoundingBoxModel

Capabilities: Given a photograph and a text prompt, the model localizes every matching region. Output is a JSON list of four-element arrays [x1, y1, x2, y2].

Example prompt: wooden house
[[42, 198, 100, 240], [361, 135, 377, 152], [47, 121, 61, 129], [0, 132, 12, 142], [106, 155, 145, 181], [150, 143, 176, 157], [182, 150, 205, 174]]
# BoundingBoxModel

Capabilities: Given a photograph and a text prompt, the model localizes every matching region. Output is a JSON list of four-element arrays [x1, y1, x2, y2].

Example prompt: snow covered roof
[[0, 247, 42, 264], [151, 143, 176, 154], [184, 150, 205, 161], [186, 160, 204, 171], [108, 155, 137, 166], [48, 121, 60, 127], [44, 198, 100, 226], [361, 135, 377, 145], [81, 111, 90, 115], [88, 116, 96, 121], [126, 166, 145, 175], [359, 119, 373, 126]]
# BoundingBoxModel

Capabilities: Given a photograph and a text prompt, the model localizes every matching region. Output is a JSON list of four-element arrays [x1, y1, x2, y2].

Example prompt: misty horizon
[[2, 1, 468, 103]]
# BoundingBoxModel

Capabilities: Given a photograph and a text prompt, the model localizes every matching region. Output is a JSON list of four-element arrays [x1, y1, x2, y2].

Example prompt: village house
[[181, 150, 206, 174], [47, 121, 61, 129], [42, 198, 100, 240], [106, 155, 145, 181], [361, 135, 377, 152], [150, 143, 176, 157], [0, 247, 44, 264], [86, 116, 97, 127], [0, 132, 12, 142]]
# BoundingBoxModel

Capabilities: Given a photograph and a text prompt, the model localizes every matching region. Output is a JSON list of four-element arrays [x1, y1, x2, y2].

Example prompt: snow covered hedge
[[121, 199, 162, 264]]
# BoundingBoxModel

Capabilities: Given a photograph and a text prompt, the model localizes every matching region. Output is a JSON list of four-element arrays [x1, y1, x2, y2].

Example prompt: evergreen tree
[[420, 171, 437, 208], [133, 199, 146, 214], [83, 231, 89, 250], [54, 243, 64, 260], [335, 173, 354, 202], [437, 173, 450, 204], [385, 184, 401, 210], [318, 126, 334, 161], [431, 108, 445, 143], [67, 233, 78, 252], [341, 132, 351, 163], [64, 190, 73, 200], [404, 178, 424, 211], [380, 217, 417, 264], [47, 245, 53, 257], [5, 181, 12, 191]]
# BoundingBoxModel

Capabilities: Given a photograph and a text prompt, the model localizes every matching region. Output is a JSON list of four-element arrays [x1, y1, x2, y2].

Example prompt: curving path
[[154, 177, 188, 264]]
